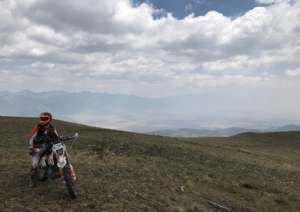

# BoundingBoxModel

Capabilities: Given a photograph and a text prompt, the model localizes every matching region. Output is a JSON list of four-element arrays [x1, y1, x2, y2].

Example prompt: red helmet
[[39, 112, 52, 126]]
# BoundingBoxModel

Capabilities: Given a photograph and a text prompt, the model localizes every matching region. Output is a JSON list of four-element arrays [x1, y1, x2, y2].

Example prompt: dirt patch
[[274, 199, 286, 205], [240, 184, 254, 189]]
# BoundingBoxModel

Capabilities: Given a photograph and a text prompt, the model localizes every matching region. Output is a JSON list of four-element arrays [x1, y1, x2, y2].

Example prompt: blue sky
[[0, 60, 33, 71], [133, 0, 269, 19]]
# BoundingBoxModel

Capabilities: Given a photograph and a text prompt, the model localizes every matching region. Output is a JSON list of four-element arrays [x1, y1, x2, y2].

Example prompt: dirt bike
[[33, 133, 78, 199]]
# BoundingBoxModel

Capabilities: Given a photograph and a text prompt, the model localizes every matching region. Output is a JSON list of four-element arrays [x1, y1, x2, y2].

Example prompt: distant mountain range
[[0, 90, 163, 116], [144, 124, 300, 137], [1, 90, 300, 133]]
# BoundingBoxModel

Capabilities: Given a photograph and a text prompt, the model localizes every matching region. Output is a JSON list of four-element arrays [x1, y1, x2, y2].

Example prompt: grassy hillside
[[1, 116, 300, 211]]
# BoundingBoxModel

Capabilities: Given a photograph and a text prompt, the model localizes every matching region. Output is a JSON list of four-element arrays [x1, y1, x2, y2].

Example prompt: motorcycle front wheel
[[63, 167, 77, 199]]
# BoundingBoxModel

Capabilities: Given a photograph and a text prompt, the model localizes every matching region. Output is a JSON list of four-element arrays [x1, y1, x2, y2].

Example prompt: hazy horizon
[[1, 89, 300, 133]]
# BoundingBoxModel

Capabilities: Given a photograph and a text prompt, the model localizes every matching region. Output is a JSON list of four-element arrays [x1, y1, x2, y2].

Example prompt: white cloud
[[185, 4, 193, 13], [29, 48, 46, 56], [255, 0, 288, 4], [0, 0, 299, 97], [196, 0, 206, 5], [186, 74, 262, 87], [285, 68, 300, 76], [255, 0, 278, 3], [0, 70, 23, 82], [203, 55, 255, 72]]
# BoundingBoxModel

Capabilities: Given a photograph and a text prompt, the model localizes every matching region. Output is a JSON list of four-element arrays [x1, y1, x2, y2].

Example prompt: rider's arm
[[28, 125, 38, 149]]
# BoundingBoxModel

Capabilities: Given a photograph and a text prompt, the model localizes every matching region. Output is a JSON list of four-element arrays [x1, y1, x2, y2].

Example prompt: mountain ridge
[[144, 125, 300, 137], [1, 90, 300, 133]]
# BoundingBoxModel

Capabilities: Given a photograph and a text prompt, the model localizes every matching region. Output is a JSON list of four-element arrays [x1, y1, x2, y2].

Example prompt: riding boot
[[29, 169, 37, 188]]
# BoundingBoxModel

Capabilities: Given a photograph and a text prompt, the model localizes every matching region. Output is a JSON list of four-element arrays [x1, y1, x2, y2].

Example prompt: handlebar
[[34, 146, 48, 153], [60, 133, 78, 142], [33, 133, 78, 152]]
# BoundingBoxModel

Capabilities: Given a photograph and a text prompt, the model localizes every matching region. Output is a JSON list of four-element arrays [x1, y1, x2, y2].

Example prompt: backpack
[[34, 124, 55, 144]]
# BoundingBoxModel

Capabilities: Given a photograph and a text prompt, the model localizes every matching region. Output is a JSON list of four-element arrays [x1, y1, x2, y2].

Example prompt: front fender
[[57, 156, 67, 168]]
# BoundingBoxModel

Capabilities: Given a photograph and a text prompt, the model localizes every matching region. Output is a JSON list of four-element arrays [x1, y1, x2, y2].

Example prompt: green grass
[[0, 116, 300, 211]]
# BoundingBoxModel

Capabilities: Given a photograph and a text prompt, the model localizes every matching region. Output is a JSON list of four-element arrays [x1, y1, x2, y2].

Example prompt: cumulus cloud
[[0, 0, 299, 97], [285, 68, 300, 76], [255, 0, 279, 3], [255, 0, 290, 4]]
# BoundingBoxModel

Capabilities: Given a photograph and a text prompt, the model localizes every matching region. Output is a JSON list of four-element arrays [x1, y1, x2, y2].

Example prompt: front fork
[[60, 152, 76, 181]]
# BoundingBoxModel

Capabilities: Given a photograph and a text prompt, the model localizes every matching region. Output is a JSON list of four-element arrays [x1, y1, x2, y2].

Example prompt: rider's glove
[[29, 148, 35, 156]]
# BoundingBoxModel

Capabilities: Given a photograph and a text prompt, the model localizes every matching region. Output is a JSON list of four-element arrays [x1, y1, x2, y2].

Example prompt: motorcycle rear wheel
[[63, 167, 77, 199]]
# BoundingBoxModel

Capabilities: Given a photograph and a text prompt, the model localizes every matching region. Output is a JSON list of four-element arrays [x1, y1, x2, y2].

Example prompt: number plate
[[55, 143, 62, 149]]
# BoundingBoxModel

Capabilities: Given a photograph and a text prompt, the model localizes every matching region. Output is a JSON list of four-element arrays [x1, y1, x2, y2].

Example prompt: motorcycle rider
[[28, 112, 58, 188], [28, 112, 76, 188]]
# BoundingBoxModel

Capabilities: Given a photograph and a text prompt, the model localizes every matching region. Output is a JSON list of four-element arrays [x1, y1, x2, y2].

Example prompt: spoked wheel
[[62, 167, 77, 199]]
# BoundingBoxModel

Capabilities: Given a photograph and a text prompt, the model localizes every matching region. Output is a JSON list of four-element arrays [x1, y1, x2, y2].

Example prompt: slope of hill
[[145, 127, 262, 137], [1, 116, 300, 211]]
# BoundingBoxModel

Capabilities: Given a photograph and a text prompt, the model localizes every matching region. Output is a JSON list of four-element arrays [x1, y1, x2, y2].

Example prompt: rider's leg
[[29, 153, 41, 188]]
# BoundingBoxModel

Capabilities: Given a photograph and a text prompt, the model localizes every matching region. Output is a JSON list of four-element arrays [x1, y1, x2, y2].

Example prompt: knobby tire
[[62, 167, 77, 199]]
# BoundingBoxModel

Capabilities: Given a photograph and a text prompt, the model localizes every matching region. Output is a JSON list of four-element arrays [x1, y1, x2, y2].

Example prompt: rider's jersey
[[28, 124, 58, 149]]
